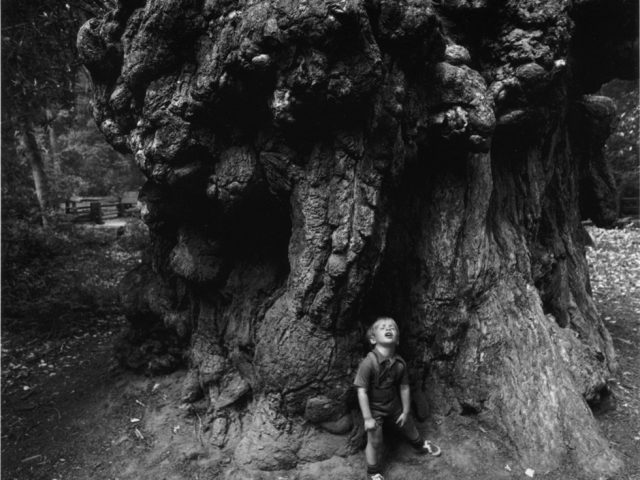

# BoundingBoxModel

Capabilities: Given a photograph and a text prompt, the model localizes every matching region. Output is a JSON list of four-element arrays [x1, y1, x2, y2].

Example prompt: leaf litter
[[586, 224, 640, 478]]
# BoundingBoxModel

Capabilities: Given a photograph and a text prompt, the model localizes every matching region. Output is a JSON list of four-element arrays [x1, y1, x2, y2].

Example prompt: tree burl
[[77, 0, 638, 477]]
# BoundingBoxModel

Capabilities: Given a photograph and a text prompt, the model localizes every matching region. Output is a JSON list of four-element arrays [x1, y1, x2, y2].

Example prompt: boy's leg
[[394, 413, 442, 456], [395, 412, 422, 446], [365, 422, 384, 477]]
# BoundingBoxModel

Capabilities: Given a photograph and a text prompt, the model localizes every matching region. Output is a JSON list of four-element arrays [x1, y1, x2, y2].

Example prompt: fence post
[[90, 202, 103, 224]]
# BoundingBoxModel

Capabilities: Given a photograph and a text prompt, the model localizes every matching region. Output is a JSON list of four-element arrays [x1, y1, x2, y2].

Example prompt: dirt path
[[2, 325, 124, 479], [1, 327, 200, 480], [2, 225, 639, 480]]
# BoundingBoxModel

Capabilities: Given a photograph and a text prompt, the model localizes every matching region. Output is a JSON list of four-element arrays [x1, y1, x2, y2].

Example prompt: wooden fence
[[64, 193, 138, 224]]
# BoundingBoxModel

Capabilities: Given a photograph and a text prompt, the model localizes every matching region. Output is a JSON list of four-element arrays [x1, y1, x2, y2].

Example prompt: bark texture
[[78, 0, 638, 477]]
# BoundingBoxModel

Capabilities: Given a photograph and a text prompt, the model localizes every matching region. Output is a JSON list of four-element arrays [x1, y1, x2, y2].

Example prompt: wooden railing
[[65, 199, 137, 224]]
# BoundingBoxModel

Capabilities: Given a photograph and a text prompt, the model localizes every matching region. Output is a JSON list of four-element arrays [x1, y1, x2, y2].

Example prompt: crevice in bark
[[587, 384, 616, 416]]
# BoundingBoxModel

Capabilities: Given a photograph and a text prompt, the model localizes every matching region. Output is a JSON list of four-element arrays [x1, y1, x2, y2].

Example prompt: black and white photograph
[[1, 1, 638, 479]]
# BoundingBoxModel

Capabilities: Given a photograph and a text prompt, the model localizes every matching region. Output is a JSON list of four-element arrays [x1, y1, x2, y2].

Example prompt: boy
[[354, 317, 441, 480]]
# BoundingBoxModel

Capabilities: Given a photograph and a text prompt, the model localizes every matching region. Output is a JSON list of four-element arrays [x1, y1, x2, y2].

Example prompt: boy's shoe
[[419, 440, 441, 456], [368, 474, 385, 480]]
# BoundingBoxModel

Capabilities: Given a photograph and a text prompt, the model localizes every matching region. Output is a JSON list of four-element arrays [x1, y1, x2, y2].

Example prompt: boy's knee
[[367, 429, 383, 449], [368, 438, 384, 450]]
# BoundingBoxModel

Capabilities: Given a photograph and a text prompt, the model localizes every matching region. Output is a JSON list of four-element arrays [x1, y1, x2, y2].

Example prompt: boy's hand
[[364, 417, 377, 431], [395, 412, 408, 427]]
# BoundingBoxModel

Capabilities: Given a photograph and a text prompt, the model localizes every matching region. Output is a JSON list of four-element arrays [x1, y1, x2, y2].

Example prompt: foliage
[[1, 219, 146, 336], [57, 113, 143, 198], [600, 79, 639, 197], [1, 126, 39, 221], [1, 0, 127, 222], [2, 107, 143, 220], [1, 0, 113, 122]]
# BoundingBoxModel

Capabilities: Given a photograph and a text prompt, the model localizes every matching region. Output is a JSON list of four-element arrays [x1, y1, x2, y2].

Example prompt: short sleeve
[[354, 356, 373, 390]]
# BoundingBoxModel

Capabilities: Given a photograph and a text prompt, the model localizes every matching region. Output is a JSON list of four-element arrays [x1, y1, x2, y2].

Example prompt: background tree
[[600, 79, 639, 216], [1, 0, 117, 224], [53, 72, 143, 200], [77, 0, 638, 478]]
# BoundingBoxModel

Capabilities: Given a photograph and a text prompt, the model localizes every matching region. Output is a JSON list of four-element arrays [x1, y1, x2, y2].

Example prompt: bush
[[1, 219, 142, 336], [1, 219, 74, 272], [116, 217, 150, 252]]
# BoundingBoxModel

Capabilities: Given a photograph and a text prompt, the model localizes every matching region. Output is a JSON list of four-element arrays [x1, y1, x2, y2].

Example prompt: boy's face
[[370, 319, 399, 347]]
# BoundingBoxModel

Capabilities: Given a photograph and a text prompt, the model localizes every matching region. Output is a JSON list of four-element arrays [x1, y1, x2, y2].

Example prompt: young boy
[[354, 317, 441, 480]]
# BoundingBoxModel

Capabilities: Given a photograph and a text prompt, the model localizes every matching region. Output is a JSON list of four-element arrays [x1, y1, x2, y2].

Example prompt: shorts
[[370, 407, 421, 443]]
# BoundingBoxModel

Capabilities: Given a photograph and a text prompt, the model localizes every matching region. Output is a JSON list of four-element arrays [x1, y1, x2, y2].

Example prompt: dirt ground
[[586, 224, 640, 480], [2, 224, 639, 480]]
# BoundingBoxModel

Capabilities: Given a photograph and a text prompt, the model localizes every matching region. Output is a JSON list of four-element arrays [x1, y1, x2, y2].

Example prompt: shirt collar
[[372, 348, 397, 365]]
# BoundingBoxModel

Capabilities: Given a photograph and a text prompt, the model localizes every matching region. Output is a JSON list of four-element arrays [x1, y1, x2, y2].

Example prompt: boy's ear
[[369, 337, 376, 345]]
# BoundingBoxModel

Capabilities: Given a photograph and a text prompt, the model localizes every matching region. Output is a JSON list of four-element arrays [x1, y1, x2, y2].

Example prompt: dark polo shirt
[[354, 349, 409, 417]]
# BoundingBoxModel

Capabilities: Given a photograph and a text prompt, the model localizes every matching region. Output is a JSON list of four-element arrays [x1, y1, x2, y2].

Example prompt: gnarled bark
[[78, 0, 638, 477]]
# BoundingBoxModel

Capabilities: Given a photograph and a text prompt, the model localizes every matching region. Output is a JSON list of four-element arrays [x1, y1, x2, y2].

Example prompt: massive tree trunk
[[78, 0, 638, 477]]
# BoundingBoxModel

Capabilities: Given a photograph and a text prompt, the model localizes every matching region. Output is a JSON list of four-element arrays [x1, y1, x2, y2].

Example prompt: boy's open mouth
[[385, 332, 394, 338]]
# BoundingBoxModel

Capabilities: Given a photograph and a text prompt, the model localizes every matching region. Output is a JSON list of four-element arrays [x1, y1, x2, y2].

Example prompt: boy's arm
[[400, 384, 410, 414], [357, 387, 377, 431], [396, 384, 411, 427]]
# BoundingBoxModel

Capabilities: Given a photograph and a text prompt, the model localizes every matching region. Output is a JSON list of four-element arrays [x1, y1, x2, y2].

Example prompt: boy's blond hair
[[367, 316, 399, 345]]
